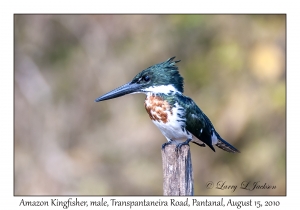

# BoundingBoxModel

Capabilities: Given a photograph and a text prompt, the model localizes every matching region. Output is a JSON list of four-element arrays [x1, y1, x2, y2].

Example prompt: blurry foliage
[[14, 14, 285, 195]]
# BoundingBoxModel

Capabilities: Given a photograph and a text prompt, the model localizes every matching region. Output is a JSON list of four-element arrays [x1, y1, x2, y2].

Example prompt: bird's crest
[[132, 56, 184, 94]]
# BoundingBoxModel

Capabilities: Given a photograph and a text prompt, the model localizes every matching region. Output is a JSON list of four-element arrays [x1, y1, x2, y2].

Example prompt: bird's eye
[[143, 75, 150, 82]]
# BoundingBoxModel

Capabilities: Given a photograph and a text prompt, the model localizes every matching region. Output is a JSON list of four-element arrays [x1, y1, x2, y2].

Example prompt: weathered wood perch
[[161, 144, 194, 195]]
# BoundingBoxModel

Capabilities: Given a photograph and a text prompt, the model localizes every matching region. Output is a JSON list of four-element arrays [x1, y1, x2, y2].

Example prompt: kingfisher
[[95, 57, 240, 153]]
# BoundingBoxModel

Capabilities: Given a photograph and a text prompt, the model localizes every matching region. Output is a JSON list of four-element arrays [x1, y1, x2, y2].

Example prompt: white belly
[[144, 94, 192, 143], [151, 102, 192, 142], [152, 120, 191, 141]]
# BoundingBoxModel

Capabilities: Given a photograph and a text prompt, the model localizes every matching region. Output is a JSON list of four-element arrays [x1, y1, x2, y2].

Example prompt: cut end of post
[[161, 144, 194, 196]]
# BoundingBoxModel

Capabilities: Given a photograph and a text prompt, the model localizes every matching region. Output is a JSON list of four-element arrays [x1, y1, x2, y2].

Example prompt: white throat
[[142, 85, 180, 95]]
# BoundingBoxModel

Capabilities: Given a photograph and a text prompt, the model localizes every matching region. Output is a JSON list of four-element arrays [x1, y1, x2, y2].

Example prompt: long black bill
[[95, 82, 141, 102]]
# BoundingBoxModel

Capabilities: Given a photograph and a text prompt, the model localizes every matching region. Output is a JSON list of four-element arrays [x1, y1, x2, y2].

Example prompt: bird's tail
[[216, 138, 240, 153]]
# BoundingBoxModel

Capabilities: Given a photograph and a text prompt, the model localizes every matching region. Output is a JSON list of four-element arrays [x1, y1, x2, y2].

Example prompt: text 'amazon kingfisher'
[[95, 57, 240, 153]]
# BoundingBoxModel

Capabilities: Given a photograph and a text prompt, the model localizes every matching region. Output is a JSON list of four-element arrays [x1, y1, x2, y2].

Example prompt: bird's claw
[[175, 139, 192, 152], [161, 141, 173, 150], [175, 142, 188, 152]]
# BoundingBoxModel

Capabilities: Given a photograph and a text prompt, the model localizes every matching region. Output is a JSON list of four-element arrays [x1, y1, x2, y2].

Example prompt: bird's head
[[95, 57, 184, 102]]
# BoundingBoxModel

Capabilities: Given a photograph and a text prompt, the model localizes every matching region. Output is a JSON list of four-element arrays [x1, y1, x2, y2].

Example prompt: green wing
[[176, 94, 216, 151]]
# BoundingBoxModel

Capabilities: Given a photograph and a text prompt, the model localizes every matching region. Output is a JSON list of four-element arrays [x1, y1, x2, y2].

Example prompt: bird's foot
[[175, 139, 192, 152], [161, 141, 173, 150]]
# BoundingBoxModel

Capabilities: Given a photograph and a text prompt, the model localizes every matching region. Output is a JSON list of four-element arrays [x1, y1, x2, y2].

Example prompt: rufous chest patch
[[144, 95, 172, 123]]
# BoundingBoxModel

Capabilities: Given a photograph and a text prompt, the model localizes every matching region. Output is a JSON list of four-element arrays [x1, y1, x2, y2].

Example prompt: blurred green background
[[14, 15, 285, 195]]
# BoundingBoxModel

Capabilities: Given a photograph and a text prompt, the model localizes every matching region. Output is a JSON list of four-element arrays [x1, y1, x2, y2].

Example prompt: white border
[[1, 0, 298, 209]]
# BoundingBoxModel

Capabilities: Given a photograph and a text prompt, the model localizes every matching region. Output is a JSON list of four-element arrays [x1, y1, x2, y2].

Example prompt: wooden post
[[161, 144, 194, 195]]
